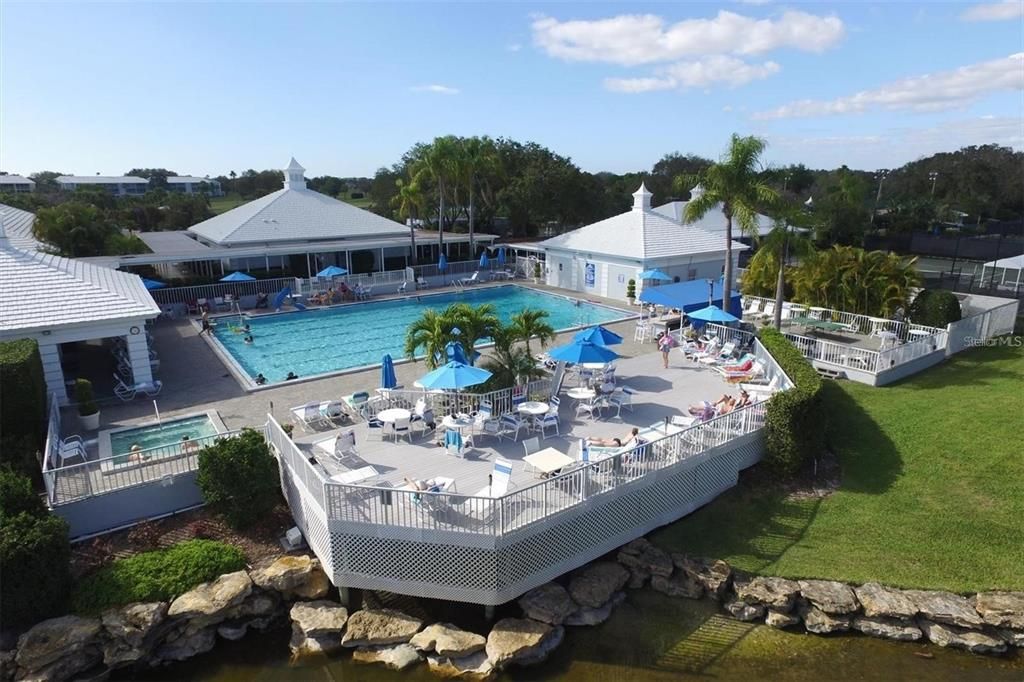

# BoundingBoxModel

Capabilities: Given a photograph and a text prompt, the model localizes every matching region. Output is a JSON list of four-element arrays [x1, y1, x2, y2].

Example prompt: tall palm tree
[[676, 134, 780, 309], [509, 309, 555, 357], [392, 176, 426, 266], [447, 303, 499, 364], [403, 308, 454, 368], [412, 136, 460, 251], [755, 206, 816, 329], [459, 136, 501, 255]]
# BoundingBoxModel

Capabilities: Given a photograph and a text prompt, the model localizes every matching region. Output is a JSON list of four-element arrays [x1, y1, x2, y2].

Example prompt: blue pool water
[[211, 286, 627, 383], [109, 415, 219, 462]]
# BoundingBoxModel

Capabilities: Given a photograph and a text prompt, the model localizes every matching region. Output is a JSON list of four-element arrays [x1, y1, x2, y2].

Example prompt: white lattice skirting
[[279, 433, 763, 605]]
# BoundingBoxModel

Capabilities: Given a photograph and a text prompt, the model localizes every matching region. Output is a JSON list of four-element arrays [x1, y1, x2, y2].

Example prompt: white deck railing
[[743, 294, 946, 341], [41, 394, 61, 504], [363, 378, 553, 422], [45, 430, 242, 505], [149, 277, 301, 307], [271, 399, 768, 538]]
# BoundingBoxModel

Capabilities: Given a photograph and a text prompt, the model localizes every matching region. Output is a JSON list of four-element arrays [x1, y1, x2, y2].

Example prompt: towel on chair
[[444, 429, 463, 450]]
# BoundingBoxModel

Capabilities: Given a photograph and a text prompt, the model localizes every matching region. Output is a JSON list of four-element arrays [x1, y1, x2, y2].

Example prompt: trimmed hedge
[[0, 468, 72, 627], [0, 339, 47, 457], [759, 328, 827, 476], [196, 429, 281, 530], [908, 289, 962, 328], [72, 539, 247, 615]]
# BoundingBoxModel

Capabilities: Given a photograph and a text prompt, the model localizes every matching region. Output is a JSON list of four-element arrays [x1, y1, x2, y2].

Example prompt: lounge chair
[[313, 430, 358, 461], [699, 341, 737, 366], [416, 277, 431, 290], [740, 375, 781, 395], [397, 281, 408, 294], [112, 374, 163, 401], [471, 458, 515, 499], [753, 302, 776, 321], [459, 271, 480, 286]]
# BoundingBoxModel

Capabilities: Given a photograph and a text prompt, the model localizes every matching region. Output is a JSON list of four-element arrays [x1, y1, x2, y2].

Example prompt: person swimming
[[127, 444, 144, 463], [254, 373, 267, 385], [243, 335, 254, 345], [285, 371, 298, 380]]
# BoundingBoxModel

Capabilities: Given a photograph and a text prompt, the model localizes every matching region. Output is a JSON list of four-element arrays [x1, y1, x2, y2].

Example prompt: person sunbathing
[[717, 397, 739, 415], [588, 427, 639, 447]]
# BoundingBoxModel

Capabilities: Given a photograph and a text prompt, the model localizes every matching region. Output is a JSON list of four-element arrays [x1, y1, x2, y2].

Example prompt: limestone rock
[[341, 609, 424, 647], [15, 615, 103, 674], [625, 566, 649, 589], [765, 608, 801, 629], [919, 619, 1006, 654], [167, 571, 252, 628], [101, 601, 169, 667], [852, 616, 922, 641], [724, 599, 765, 622], [565, 592, 626, 626], [798, 580, 860, 615], [517, 583, 577, 625], [485, 618, 562, 669], [854, 582, 917, 620], [800, 604, 852, 634], [216, 623, 250, 641], [904, 590, 984, 629], [997, 628, 1024, 648], [568, 562, 629, 609], [154, 627, 217, 662], [290, 600, 349, 639], [672, 555, 732, 600], [231, 593, 279, 620], [970, 592, 1024, 630], [249, 555, 329, 600], [734, 575, 800, 611], [427, 651, 496, 680], [14, 650, 103, 682], [351, 643, 421, 670], [617, 539, 673, 578], [409, 623, 486, 658], [289, 629, 342, 658], [651, 572, 704, 600]]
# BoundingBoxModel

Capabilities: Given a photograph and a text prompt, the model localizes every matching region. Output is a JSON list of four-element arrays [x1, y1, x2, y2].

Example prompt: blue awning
[[638, 278, 742, 317]]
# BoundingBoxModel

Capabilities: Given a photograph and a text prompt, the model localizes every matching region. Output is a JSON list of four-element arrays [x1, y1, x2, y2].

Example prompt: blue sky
[[2, 2, 1021, 178]]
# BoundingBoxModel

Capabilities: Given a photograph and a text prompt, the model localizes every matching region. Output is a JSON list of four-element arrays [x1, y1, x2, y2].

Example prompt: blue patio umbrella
[[445, 340, 481, 366], [380, 354, 398, 390], [142, 278, 166, 290], [479, 251, 490, 268], [317, 265, 348, 278], [220, 271, 256, 282], [497, 247, 506, 266], [638, 269, 672, 282], [687, 305, 739, 323], [574, 325, 623, 346], [438, 253, 448, 285], [417, 361, 492, 390], [548, 340, 619, 365]]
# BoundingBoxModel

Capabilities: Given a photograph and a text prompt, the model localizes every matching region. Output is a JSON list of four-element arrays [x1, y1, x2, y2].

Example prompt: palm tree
[[412, 136, 460, 251], [447, 303, 499, 364], [459, 136, 501, 255], [481, 327, 546, 390], [755, 205, 815, 329], [676, 134, 780, 309], [392, 176, 426, 266], [509, 309, 555, 357], [403, 308, 454, 368]]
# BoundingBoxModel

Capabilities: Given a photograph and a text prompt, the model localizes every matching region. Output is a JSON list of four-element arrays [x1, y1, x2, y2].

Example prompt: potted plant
[[626, 279, 636, 305], [76, 378, 100, 431], [282, 423, 295, 439], [532, 261, 542, 284]]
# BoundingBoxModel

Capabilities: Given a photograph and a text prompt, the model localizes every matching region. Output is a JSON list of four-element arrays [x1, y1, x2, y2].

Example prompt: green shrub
[[908, 289, 962, 328], [0, 467, 47, 520], [196, 429, 280, 529], [0, 511, 71, 627], [74, 378, 98, 417], [759, 328, 827, 476], [0, 339, 46, 451], [72, 539, 246, 614], [0, 434, 43, 486]]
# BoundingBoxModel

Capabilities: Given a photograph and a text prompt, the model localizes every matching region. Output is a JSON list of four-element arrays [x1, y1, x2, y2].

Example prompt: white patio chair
[[523, 437, 541, 459], [397, 281, 408, 294], [416, 277, 431, 289], [471, 458, 515, 498], [575, 397, 604, 421], [537, 413, 560, 439], [499, 414, 524, 441]]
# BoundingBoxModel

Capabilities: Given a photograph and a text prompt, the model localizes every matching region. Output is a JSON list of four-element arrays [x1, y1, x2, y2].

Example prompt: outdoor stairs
[[815, 365, 847, 380]]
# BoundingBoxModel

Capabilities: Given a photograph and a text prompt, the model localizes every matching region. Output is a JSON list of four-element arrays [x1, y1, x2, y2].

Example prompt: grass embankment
[[72, 539, 246, 615], [652, 343, 1024, 593]]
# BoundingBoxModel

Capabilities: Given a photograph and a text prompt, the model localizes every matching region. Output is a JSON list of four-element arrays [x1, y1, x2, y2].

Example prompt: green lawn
[[651, 343, 1024, 593]]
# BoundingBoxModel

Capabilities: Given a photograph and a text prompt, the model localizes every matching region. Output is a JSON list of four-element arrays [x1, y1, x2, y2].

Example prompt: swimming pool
[[99, 411, 226, 470], [209, 285, 629, 385]]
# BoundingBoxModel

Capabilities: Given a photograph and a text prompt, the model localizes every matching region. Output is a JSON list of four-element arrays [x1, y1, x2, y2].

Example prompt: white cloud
[[507, 43, 523, 52], [753, 53, 1024, 119], [531, 10, 844, 66], [961, 1, 1024, 21], [604, 56, 780, 92], [409, 84, 460, 95]]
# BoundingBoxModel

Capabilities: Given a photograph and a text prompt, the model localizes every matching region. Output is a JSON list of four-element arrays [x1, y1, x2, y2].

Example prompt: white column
[[37, 339, 69, 404], [125, 328, 154, 386]]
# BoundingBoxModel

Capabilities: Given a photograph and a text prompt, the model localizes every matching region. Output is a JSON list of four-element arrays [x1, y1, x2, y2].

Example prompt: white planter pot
[[80, 411, 100, 431]]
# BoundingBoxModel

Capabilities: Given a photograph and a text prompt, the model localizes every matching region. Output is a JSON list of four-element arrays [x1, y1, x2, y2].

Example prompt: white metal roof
[[0, 239, 160, 334], [0, 175, 34, 185], [188, 186, 410, 246], [0, 203, 43, 251], [983, 254, 1024, 270], [540, 184, 746, 261], [56, 176, 149, 184], [166, 176, 215, 184], [652, 200, 774, 237]]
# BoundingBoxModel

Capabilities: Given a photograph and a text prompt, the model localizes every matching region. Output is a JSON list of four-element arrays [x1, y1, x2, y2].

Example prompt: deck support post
[[484, 604, 495, 621], [338, 587, 362, 609]]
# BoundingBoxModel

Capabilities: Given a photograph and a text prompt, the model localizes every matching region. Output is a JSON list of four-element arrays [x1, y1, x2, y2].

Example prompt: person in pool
[[243, 335, 254, 345], [127, 444, 145, 463], [254, 373, 268, 385], [181, 436, 199, 453], [285, 371, 299, 380]]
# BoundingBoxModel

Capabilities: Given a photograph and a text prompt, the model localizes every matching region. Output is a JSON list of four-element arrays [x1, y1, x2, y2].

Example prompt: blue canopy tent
[[220, 271, 256, 282], [638, 278, 742, 318], [380, 354, 398, 390]]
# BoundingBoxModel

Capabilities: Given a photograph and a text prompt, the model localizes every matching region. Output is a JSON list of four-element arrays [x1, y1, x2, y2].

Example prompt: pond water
[[136, 591, 1022, 682]]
